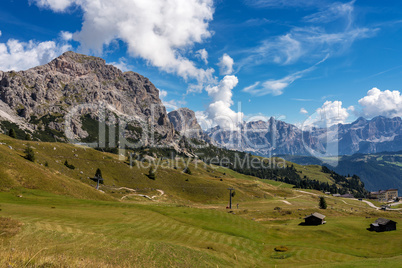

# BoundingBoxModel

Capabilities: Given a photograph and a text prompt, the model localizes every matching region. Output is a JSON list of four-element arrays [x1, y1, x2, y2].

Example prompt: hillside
[[0, 135, 401, 267], [0, 134, 297, 204], [283, 152, 402, 191], [0, 52, 400, 267]]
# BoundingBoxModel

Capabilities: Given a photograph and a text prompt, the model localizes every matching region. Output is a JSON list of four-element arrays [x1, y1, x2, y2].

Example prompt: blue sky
[[1, 0, 402, 129]]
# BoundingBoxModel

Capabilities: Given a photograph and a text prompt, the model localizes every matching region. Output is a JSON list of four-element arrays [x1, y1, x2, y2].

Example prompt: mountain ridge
[[205, 116, 402, 156], [0, 51, 178, 149], [1, 51, 401, 158]]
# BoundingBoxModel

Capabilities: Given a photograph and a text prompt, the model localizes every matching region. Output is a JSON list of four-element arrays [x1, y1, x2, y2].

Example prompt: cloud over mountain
[[0, 38, 71, 71], [34, 0, 215, 84], [204, 75, 243, 129], [358, 87, 402, 118]]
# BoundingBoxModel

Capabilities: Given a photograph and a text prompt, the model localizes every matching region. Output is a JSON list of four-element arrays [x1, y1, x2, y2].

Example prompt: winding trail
[[120, 188, 165, 201], [99, 185, 165, 200]]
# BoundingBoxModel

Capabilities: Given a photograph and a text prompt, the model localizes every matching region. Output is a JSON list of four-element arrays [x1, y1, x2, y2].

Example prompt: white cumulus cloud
[[33, 0, 215, 85], [358, 87, 402, 118], [0, 38, 71, 71], [217, 53, 234, 75], [304, 100, 350, 128], [60, 31, 73, 41], [316, 100, 350, 127], [195, 111, 214, 130], [204, 75, 243, 129]]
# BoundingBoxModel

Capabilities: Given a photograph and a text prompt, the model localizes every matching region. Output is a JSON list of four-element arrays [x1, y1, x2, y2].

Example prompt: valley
[[0, 134, 401, 267]]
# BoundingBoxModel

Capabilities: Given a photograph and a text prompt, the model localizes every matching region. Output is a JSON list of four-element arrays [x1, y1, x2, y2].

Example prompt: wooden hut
[[369, 218, 397, 232], [304, 212, 326, 225]]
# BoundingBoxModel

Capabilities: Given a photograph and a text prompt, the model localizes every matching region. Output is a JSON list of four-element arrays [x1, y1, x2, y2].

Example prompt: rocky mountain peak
[[207, 116, 402, 156], [0, 51, 176, 147], [168, 108, 203, 140]]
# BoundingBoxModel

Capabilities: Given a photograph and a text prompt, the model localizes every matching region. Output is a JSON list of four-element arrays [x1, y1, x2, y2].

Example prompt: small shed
[[369, 218, 397, 232], [304, 212, 326, 225]]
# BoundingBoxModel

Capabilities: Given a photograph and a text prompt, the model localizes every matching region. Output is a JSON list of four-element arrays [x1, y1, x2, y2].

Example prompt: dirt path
[[120, 188, 165, 200], [280, 200, 292, 205], [351, 199, 402, 211], [357, 199, 379, 210], [294, 190, 318, 196], [99, 185, 165, 200]]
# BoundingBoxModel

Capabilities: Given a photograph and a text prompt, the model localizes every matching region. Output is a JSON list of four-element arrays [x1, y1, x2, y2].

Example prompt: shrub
[[183, 166, 192, 175], [148, 167, 156, 180], [24, 145, 35, 162]]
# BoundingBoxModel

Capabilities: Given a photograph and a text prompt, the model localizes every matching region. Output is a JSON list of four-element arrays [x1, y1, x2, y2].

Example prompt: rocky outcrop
[[0, 51, 176, 146], [168, 108, 204, 140]]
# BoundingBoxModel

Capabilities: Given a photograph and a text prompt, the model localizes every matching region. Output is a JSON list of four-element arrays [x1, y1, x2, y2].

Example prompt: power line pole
[[228, 188, 234, 209]]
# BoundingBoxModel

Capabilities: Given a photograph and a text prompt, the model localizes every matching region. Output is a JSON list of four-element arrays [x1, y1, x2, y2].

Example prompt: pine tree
[[319, 196, 327, 209], [94, 168, 104, 184], [148, 167, 156, 180], [9, 129, 17, 139], [24, 145, 35, 162], [95, 168, 102, 178]]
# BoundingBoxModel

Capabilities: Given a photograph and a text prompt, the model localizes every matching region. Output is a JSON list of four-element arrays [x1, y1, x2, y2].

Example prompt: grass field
[[1, 188, 401, 267], [0, 135, 401, 267]]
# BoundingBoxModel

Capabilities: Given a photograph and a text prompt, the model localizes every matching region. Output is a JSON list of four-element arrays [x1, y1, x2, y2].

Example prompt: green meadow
[[0, 134, 401, 267]]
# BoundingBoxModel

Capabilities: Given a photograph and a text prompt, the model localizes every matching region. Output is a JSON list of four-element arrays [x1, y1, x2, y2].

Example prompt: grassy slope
[[255, 155, 336, 184], [0, 136, 111, 201], [0, 134, 296, 204], [283, 153, 402, 191], [0, 190, 401, 267], [0, 135, 401, 267]]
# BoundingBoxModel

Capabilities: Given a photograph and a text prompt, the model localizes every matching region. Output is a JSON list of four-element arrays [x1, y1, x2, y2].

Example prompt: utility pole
[[228, 188, 234, 209]]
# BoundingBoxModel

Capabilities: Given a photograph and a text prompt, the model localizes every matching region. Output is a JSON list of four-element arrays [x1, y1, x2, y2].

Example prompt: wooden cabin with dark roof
[[303, 212, 326, 225], [369, 218, 397, 232]]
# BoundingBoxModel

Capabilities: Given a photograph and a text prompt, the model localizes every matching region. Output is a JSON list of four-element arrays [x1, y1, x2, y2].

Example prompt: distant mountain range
[[1, 51, 401, 158], [1, 52, 401, 192], [205, 116, 402, 157]]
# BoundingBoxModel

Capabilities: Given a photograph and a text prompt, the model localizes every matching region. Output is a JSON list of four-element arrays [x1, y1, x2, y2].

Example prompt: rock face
[[168, 108, 204, 140], [207, 116, 402, 156], [0, 51, 176, 146], [337, 116, 402, 155]]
